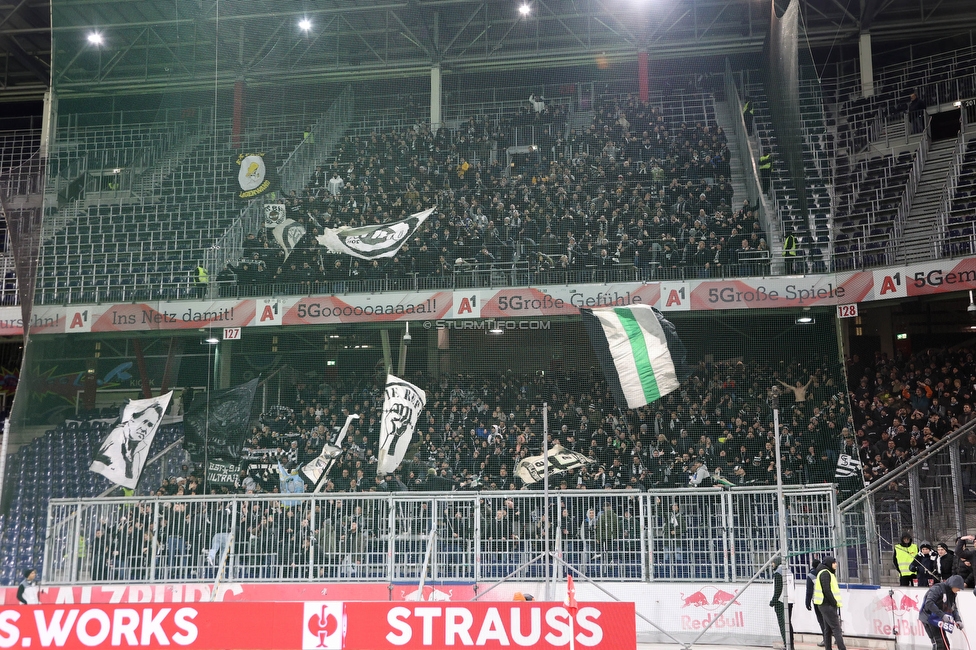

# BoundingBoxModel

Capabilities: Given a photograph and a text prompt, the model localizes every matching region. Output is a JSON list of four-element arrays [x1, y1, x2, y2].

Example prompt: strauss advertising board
[[0, 601, 636, 650]]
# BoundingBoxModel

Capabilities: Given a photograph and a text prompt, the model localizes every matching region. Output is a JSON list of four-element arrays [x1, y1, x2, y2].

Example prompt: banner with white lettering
[[376, 375, 427, 475], [263, 203, 287, 228], [515, 444, 597, 485], [90, 392, 173, 489], [206, 460, 241, 487], [0, 601, 637, 650]]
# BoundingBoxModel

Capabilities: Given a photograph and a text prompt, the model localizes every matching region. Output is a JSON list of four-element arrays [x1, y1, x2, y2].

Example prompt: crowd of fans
[[845, 347, 976, 485], [217, 92, 771, 293], [145, 355, 847, 500], [88, 345, 976, 583]]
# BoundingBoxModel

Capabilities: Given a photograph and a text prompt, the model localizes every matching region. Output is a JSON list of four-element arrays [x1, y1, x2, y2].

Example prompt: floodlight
[[87, 32, 104, 45]]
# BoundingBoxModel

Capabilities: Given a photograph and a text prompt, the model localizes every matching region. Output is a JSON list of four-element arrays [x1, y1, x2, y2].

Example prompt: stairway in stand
[[898, 138, 957, 263]]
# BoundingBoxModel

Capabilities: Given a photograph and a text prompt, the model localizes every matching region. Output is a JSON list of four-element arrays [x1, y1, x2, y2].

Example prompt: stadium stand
[[37, 112, 316, 304], [15, 343, 976, 585], [939, 134, 976, 256], [746, 75, 838, 267], [221, 87, 769, 295], [0, 419, 184, 584], [832, 151, 915, 269], [29, 82, 773, 304]]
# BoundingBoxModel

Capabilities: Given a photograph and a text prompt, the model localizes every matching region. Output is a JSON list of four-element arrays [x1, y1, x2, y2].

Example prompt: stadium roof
[[1, 0, 976, 102]]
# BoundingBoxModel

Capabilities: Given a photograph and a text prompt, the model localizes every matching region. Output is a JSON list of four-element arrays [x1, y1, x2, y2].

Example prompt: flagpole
[[543, 401, 551, 603], [772, 386, 791, 650]]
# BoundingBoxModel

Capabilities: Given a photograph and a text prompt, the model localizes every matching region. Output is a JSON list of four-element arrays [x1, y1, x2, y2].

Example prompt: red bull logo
[[681, 591, 710, 608], [680, 587, 741, 610], [874, 591, 920, 613], [711, 590, 739, 607], [899, 595, 919, 611]]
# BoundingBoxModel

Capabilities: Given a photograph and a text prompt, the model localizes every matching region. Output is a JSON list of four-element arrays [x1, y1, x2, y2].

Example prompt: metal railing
[[839, 417, 976, 584], [934, 128, 972, 259], [724, 61, 782, 273], [43, 486, 838, 586], [32, 259, 779, 306]]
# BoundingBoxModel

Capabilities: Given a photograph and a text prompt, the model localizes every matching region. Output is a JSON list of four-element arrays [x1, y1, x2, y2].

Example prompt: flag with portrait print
[[90, 392, 173, 489]]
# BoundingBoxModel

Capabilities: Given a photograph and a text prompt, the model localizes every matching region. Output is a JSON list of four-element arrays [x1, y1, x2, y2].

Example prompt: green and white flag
[[580, 305, 690, 409]]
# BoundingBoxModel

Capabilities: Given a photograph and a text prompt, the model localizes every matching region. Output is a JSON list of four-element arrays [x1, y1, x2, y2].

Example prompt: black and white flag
[[264, 203, 287, 228], [515, 444, 597, 485], [90, 392, 173, 489], [835, 453, 862, 479], [272, 218, 306, 262], [317, 208, 433, 260], [183, 379, 259, 462], [377, 374, 426, 475], [235, 152, 276, 201], [303, 414, 359, 490]]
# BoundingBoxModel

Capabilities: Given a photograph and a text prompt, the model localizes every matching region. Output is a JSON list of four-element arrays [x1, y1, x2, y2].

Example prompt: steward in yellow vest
[[812, 557, 847, 650], [894, 533, 918, 586]]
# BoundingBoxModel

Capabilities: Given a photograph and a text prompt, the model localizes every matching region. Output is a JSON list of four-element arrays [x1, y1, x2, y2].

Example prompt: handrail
[[724, 60, 783, 274], [838, 416, 976, 513], [891, 114, 931, 257], [932, 126, 967, 259], [205, 87, 355, 282], [33, 260, 788, 307]]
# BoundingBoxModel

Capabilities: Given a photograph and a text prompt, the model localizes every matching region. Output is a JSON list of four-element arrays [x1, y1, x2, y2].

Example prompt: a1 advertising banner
[[0, 601, 636, 650], [17, 256, 976, 337], [282, 292, 452, 325]]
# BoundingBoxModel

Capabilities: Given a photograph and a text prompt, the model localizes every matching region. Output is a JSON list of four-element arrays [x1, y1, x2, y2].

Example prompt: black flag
[[183, 379, 258, 462], [234, 152, 277, 201]]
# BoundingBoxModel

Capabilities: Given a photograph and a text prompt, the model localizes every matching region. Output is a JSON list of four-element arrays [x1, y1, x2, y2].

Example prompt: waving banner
[[376, 374, 426, 475], [263, 203, 287, 228], [235, 152, 277, 201], [304, 414, 360, 489], [183, 379, 259, 462], [515, 444, 597, 485], [90, 392, 173, 489], [318, 208, 433, 259]]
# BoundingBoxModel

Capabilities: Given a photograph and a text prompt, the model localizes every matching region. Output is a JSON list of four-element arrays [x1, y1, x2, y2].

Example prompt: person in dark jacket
[[16, 568, 39, 605], [813, 556, 846, 650], [805, 556, 826, 646], [935, 543, 955, 582], [919, 574, 963, 650], [912, 543, 938, 586], [770, 556, 794, 649], [953, 535, 975, 587]]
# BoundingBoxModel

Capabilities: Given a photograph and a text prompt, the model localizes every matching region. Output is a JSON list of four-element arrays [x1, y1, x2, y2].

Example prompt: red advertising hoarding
[[0, 601, 636, 650]]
